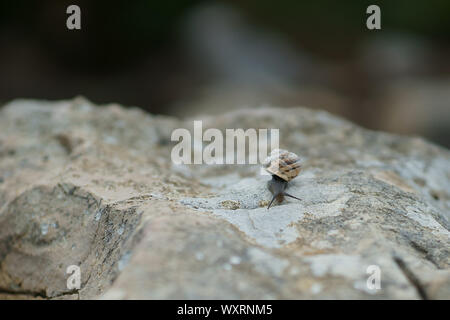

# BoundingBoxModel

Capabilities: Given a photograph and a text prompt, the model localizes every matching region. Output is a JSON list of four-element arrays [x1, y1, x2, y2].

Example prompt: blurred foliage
[[1, 0, 449, 70], [0, 0, 204, 71], [231, 0, 450, 57]]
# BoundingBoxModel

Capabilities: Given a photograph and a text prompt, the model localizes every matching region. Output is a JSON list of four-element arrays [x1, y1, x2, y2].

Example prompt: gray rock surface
[[0, 97, 449, 299]]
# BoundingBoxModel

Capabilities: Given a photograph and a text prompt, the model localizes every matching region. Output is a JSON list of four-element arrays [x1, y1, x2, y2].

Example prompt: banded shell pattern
[[263, 149, 301, 182]]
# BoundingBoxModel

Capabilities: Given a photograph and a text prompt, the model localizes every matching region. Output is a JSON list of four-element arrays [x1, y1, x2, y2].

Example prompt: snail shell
[[263, 149, 301, 182]]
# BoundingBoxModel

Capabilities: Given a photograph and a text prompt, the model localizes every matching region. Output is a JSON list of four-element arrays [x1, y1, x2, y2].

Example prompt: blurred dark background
[[1, 0, 449, 147]]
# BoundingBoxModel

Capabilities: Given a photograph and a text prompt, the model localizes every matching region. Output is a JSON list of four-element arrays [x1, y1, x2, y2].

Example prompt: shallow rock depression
[[0, 98, 449, 299]]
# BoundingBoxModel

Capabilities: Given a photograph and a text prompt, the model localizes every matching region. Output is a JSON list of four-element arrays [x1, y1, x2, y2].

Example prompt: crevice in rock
[[0, 287, 47, 299], [0, 183, 145, 300], [0, 287, 79, 299], [409, 240, 441, 269], [393, 254, 428, 300]]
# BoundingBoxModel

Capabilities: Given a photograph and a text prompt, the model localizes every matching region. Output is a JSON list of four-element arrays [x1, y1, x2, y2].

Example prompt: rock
[[0, 97, 449, 299]]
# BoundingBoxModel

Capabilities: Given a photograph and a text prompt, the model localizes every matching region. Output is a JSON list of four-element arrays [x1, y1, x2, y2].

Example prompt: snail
[[263, 149, 302, 209]]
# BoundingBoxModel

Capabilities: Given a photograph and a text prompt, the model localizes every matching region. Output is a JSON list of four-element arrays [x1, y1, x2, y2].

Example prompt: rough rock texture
[[0, 97, 449, 299]]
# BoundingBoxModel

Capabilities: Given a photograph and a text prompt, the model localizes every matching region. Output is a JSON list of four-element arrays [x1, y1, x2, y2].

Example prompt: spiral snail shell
[[263, 149, 302, 209], [263, 149, 302, 182]]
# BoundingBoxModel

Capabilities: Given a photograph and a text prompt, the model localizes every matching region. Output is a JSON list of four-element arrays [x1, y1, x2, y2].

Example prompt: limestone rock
[[0, 97, 448, 299]]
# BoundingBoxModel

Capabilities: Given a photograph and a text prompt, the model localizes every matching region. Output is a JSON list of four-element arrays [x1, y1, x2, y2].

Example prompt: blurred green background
[[1, 0, 449, 147]]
